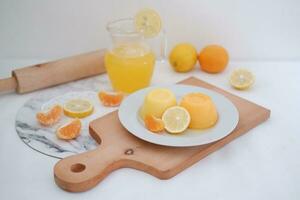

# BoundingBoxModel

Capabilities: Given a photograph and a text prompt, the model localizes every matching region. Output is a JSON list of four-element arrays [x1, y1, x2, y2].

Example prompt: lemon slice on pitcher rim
[[63, 99, 94, 118], [134, 8, 162, 38], [162, 106, 191, 134], [230, 68, 255, 90]]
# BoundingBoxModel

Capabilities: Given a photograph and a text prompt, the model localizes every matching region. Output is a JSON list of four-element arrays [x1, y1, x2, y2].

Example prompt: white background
[[1, 0, 300, 61], [0, 1, 300, 200]]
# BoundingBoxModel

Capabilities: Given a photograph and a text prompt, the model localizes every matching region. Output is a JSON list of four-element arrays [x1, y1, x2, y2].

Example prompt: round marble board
[[15, 77, 117, 159]]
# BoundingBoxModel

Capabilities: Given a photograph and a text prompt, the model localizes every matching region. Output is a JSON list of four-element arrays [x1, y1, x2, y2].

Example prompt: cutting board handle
[[54, 146, 121, 192]]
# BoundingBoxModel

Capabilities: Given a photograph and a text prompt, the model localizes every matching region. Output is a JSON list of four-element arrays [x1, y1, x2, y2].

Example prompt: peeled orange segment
[[162, 106, 191, 134], [36, 105, 63, 126], [63, 99, 94, 118], [230, 68, 255, 90], [144, 115, 164, 133], [134, 8, 162, 38], [98, 91, 124, 107], [56, 119, 81, 140]]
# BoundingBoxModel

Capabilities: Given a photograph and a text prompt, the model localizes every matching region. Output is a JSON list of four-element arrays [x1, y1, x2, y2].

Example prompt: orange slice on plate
[[98, 91, 124, 107], [56, 119, 81, 140], [144, 115, 164, 133], [36, 105, 63, 126]]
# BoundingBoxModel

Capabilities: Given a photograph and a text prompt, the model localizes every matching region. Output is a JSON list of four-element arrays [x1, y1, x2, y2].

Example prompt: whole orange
[[198, 45, 229, 73]]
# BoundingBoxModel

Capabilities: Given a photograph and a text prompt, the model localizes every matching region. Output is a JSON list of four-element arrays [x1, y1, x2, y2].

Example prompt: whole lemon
[[198, 45, 229, 73], [169, 43, 197, 72]]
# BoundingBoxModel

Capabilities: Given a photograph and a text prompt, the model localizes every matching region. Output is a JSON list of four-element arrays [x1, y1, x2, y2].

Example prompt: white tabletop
[[0, 60, 299, 200]]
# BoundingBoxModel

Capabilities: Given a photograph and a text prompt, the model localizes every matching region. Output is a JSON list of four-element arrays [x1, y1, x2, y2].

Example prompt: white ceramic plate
[[118, 85, 239, 147]]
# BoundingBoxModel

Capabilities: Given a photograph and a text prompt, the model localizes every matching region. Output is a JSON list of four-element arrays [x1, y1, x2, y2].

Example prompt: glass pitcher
[[105, 18, 164, 93]]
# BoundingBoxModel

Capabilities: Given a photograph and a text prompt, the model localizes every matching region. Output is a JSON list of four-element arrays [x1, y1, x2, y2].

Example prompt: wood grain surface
[[0, 49, 106, 93], [54, 77, 270, 192]]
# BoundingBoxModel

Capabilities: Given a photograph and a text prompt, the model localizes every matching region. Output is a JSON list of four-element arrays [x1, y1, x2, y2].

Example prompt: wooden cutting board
[[54, 77, 270, 192]]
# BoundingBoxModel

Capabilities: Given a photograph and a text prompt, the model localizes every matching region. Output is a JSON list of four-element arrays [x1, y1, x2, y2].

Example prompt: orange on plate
[[36, 105, 63, 126], [144, 115, 164, 133], [56, 119, 81, 140], [98, 91, 124, 107], [198, 45, 229, 73]]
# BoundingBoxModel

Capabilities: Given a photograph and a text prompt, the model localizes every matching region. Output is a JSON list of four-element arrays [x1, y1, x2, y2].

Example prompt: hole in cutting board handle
[[70, 163, 86, 173]]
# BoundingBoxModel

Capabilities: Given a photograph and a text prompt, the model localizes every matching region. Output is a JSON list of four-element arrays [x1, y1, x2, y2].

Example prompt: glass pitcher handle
[[158, 28, 167, 62]]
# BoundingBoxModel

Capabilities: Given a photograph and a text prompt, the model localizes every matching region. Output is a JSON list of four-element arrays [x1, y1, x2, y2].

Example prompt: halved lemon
[[134, 8, 162, 38], [162, 106, 191, 134], [63, 99, 94, 118], [230, 68, 255, 90]]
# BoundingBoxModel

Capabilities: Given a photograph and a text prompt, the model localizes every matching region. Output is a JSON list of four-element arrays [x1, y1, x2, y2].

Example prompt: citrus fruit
[[63, 99, 94, 118], [169, 43, 197, 72], [162, 106, 191, 134], [198, 45, 229, 73], [36, 105, 63, 126], [134, 8, 161, 38], [56, 119, 81, 140], [98, 91, 124, 107], [230, 68, 255, 90], [144, 115, 164, 133], [180, 93, 218, 129]]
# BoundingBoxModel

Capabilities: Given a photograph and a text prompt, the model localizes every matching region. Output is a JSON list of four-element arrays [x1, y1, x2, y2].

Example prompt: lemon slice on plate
[[162, 106, 191, 134], [63, 99, 94, 118], [230, 68, 255, 90], [134, 8, 162, 38]]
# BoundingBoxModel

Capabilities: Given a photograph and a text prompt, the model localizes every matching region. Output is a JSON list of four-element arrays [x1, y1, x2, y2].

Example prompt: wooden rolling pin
[[0, 49, 106, 94]]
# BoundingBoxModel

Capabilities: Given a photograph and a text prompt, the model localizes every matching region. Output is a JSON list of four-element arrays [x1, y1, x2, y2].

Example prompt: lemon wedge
[[134, 8, 161, 38], [162, 106, 191, 134], [230, 68, 255, 90], [63, 99, 94, 118]]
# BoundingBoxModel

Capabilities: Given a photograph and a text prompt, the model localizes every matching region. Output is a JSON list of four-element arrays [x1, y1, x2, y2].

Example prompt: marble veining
[[15, 76, 117, 159]]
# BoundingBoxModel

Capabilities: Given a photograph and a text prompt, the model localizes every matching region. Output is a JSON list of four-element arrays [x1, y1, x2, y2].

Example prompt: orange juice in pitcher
[[105, 9, 166, 93], [105, 42, 155, 93]]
